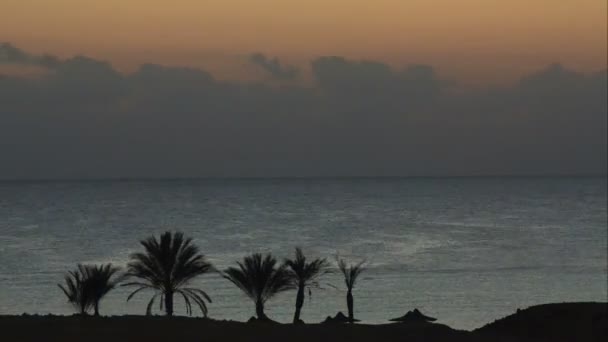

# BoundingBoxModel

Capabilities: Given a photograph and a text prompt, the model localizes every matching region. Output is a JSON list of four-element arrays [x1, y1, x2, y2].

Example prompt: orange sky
[[1, 0, 606, 83]]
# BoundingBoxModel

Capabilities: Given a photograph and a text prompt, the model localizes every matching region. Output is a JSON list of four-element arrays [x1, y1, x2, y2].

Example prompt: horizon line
[[0, 174, 606, 183]]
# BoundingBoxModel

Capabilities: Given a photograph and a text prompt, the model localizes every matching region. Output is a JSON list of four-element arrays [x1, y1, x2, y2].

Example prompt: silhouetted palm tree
[[123, 231, 212, 317], [337, 258, 366, 323], [86, 264, 121, 316], [58, 266, 90, 315], [285, 247, 329, 323], [58, 263, 121, 316], [223, 253, 293, 321]]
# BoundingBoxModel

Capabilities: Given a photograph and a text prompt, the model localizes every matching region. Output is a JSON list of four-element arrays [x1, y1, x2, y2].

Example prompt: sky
[[0, 1, 606, 178], [2, 0, 606, 83]]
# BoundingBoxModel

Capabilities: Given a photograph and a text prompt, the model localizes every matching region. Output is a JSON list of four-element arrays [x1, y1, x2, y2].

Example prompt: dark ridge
[[475, 302, 607, 342], [0, 315, 487, 342], [1, 303, 605, 342]]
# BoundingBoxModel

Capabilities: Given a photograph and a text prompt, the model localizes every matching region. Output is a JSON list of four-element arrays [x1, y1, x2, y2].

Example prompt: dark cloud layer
[[0, 43, 606, 179], [249, 53, 299, 80], [0, 43, 61, 68]]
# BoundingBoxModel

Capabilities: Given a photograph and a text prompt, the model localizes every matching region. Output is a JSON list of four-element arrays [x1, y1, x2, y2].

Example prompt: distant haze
[[0, 0, 606, 179]]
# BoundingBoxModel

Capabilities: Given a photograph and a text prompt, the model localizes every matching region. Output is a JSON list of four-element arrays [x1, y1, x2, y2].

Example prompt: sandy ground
[[0, 302, 605, 342]]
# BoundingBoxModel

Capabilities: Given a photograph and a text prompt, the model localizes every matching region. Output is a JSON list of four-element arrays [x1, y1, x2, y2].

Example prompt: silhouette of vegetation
[[123, 231, 212, 317], [58, 265, 90, 315], [285, 247, 329, 323], [337, 257, 366, 323], [223, 253, 294, 321], [58, 263, 121, 316], [86, 264, 122, 316]]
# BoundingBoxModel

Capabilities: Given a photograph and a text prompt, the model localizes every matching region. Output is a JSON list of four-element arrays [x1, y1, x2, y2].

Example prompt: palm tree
[[86, 264, 121, 316], [337, 258, 366, 323], [123, 231, 213, 317], [285, 247, 329, 323], [223, 253, 293, 321], [58, 265, 90, 315], [58, 263, 121, 316]]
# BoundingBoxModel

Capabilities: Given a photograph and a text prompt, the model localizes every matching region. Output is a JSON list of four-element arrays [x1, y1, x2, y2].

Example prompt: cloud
[[249, 53, 299, 80], [311, 57, 441, 110], [0, 43, 29, 63], [0, 44, 605, 179], [0, 42, 61, 68]]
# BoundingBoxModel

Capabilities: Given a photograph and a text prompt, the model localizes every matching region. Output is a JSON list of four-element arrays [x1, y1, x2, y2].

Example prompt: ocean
[[0, 177, 606, 329]]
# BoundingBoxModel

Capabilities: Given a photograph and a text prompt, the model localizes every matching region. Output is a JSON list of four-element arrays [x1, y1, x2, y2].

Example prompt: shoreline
[[1, 302, 605, 342]]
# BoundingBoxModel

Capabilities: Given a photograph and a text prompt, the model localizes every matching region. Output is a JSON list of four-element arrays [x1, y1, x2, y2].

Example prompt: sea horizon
[[1, 174, 606, 183]]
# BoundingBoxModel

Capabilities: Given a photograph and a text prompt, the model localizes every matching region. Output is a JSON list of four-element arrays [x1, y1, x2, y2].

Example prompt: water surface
[[0, 177, 606, 329]]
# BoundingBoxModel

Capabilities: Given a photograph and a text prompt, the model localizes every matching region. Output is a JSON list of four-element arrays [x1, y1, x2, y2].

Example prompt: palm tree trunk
[[293, 285, 305, 323], [165, 291, 174, 317], [255, 300, 267, 320], [347, 290, 354, 323], [80, 302, 87, 316]]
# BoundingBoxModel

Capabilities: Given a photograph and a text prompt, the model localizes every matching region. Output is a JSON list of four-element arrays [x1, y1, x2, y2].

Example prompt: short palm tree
[[285, 247, 329, 323], [58, 265, 90, 315], [337, 258, 366, 323], [223, 253, 293, 321], [58, 263, 121, 316], [86, 264, 122, 316], [123, 231, 213, 317]]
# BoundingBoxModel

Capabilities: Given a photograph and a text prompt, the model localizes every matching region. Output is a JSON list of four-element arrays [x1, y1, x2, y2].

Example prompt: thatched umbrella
[[323, 311, 361, 323], [389, 309, 437, 323]]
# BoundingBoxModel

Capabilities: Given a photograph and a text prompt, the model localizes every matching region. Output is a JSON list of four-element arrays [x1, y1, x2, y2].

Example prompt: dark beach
[[1, 302, 605, 342]]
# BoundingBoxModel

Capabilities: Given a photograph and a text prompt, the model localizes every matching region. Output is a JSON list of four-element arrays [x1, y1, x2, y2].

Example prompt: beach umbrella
[[323, 311, 361, 323], [389, 309, 437, 323]]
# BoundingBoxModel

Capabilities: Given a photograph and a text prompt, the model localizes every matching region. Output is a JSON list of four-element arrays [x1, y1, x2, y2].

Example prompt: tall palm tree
[[285, 247, 329, 323], [337, 258, 366, 323], [58, 263, 121, 316], [223, 253, 293, 321], [123, 231, 213, 317]]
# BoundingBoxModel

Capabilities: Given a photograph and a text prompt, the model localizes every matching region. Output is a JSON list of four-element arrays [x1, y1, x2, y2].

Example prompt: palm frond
[[177, 290, 193, 315], [126, 285, 151, 301], [223, 253, 294, 305], [146, 293, 158, 316], [177, 288, 210, 317], [337, 257, 366, 290], [285, 247, 329, 288]]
